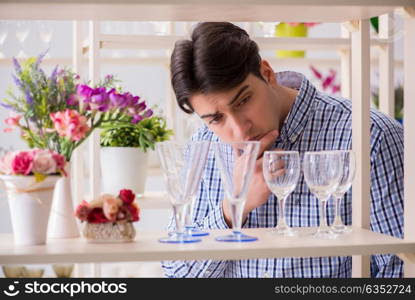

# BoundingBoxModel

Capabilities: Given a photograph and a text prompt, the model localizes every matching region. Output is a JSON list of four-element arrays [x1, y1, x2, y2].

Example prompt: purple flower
[[35, 49, 49, 69], [109, 89, 127, 108], [67, 94, 79, 106], [77, 84, 93, 102], [25, 88, 33, 105], [12, 74, 24, 90], [12, 57, 22, 75], [87, 87, 110, 112], [50, 65, 58, 83], [143, 109, 153, 118], [135, 102, 146, 113], [131, 115, 143, 124]]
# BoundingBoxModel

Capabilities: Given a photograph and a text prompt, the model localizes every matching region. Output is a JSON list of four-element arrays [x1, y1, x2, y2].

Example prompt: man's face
[[189, 63, 282, 143]]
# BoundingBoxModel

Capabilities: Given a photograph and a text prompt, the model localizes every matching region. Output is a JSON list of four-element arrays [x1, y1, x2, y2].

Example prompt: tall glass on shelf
[[213, 141, 260, 242], [156, 141, 210, 243], [263, 151, 300, 236], [331, 150, 356, 233], [303, 151, 342, 239]]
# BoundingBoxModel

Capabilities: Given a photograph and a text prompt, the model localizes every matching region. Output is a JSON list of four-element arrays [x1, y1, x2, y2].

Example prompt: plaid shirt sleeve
[[370, 118, 404, 277]]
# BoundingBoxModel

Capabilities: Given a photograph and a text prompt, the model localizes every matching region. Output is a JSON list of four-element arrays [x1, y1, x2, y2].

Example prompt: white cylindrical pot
[[48, 164, 80, 239], [100, 147, 149, 197], [0, 175, 60, 245]]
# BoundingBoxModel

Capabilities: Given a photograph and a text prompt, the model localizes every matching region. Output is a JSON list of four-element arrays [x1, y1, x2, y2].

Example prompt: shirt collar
[[275, 71, 317, 145]]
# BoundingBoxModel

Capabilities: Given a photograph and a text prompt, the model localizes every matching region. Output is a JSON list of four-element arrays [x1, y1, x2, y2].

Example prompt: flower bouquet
[[75, 189, 140, 243], [0, 149, 67, 245], [0, 51, 153, 239]]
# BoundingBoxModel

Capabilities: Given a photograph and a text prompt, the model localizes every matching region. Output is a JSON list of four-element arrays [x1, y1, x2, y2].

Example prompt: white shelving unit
[[0, 0, 414, 278]]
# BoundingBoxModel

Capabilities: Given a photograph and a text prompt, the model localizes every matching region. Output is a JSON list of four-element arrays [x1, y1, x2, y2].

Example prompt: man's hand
[[222, 129, 280, 227]]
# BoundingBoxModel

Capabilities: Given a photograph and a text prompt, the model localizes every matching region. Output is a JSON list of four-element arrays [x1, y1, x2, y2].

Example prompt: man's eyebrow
[[199, 85, 250, 119]]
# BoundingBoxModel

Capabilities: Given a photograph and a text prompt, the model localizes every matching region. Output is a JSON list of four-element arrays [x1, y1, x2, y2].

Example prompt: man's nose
[[229, 114, 252, 141]]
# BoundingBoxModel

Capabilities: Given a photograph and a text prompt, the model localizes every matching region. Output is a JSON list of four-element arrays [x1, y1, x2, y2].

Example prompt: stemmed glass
[[156, 141, 210, 243], [263, 151, 300, 236], [16, 21, 30, 58], [303, 151, 342, 239], [331, 150, 356, 233], [213, 141, 260, 242]]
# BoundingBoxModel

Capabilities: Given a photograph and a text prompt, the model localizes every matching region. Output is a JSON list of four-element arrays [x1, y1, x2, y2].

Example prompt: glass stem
[[319, 200, 329, 230], [230, 201, 245, 234], [173, 203, 186, 235], [333, 196, 344, 226], [277, 196, 288, 228]]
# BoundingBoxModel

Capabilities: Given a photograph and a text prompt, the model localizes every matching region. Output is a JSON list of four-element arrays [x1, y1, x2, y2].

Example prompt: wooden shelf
[[0, 0, 407, 22], [0, 228, 414, 264]]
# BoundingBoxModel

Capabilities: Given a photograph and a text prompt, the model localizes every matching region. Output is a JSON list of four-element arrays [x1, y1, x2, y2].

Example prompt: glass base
[[311, 228, 338, 239], [185, 226, 209, 237], [268, 225, 297, 237], [159, 233, 201, 244], [331, 224, 352, 234], [215, 231, 258, 242]]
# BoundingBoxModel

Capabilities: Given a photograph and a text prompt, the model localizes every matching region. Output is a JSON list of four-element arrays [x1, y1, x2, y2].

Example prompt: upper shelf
[[0, 0, 413, 22], [0, 227, 414, 264]]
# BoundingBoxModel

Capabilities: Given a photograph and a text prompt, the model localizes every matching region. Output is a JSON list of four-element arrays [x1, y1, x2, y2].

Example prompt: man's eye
[[209, 115, 222, 125], [236, 96, 250, 108]]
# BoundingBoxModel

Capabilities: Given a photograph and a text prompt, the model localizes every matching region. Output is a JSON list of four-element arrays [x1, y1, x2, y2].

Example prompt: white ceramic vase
[[100, 147, 149, 197], [47, 164, 80, 239], [0, 175, 60, 245]]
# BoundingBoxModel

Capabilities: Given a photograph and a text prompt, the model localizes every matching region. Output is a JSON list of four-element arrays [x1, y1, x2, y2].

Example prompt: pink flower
[[32, 149, 57, 174], [0, 152, 16, 175], [50, 109, 90, 142], [11, 151, 34, 175], [4, 115, 21, 126], [101, 194, 119, 222], [75, 200, 90, 221], [52, 153, 67, 176]]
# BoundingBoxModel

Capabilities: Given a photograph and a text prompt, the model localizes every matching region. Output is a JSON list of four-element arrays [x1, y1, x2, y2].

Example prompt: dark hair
[[170, 22, 263, 114]]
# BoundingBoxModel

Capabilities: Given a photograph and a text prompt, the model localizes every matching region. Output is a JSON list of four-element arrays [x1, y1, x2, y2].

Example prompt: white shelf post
[[351, 19, 371, 278], [88, 20, 102, 278], [379, 13, 395, 118]]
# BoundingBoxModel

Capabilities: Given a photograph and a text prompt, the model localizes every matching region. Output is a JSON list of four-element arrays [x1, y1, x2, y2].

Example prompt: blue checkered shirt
[[161, 71, 404, 278]]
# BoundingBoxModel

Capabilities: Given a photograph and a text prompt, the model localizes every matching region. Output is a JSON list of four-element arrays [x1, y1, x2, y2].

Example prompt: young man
[[162, 22, 403, 277]]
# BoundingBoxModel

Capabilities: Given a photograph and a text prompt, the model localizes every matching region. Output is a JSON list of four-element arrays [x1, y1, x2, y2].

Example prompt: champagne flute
[[263, 151, 300, 236], [331, 150, 356, 233], [156, 141, 210, 243], [213, 141, 260, 242], [303, 151, 342, 239]]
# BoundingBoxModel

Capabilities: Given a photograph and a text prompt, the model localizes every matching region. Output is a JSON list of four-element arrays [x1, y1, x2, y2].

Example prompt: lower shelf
[[0, 227, 414, 264]]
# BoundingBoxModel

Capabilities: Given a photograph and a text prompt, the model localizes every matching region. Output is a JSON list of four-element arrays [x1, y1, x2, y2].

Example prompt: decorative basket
[[82, 222, 136, 243]]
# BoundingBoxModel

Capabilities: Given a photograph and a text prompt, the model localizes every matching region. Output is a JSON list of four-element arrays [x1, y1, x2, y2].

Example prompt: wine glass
[[263, 151, 300, 236], [156, 141, 210, 243], [303, 151, 342, 239], [213, 141, 260, 242], [331, 150, 356, 233], [0, 21, 9, 58], [16, 21, 30, 58]]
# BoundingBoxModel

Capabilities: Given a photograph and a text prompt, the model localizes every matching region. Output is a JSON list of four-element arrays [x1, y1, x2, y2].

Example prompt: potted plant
[[0, 149, 66, 245], [1, 52, 154, 239], [75, 189, 140, 243], [274, 22, 320, 58], [100, 113, 173, 197]]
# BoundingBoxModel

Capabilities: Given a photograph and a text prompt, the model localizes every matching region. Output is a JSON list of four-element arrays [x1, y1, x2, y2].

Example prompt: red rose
[[52, 153, 67, 176], [87, 207, 110, 223], [119, 189, 135, 205], [126, 203, 140, 222], [11, 151, 33, 175], [74, 200, 90, 221]]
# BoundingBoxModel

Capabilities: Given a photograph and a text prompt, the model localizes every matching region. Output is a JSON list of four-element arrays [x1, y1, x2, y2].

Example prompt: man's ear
[[260, 60, 277, 85]]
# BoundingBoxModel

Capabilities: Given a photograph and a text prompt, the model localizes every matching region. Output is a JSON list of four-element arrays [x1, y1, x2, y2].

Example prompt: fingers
[[258, 129, 279, 157]]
